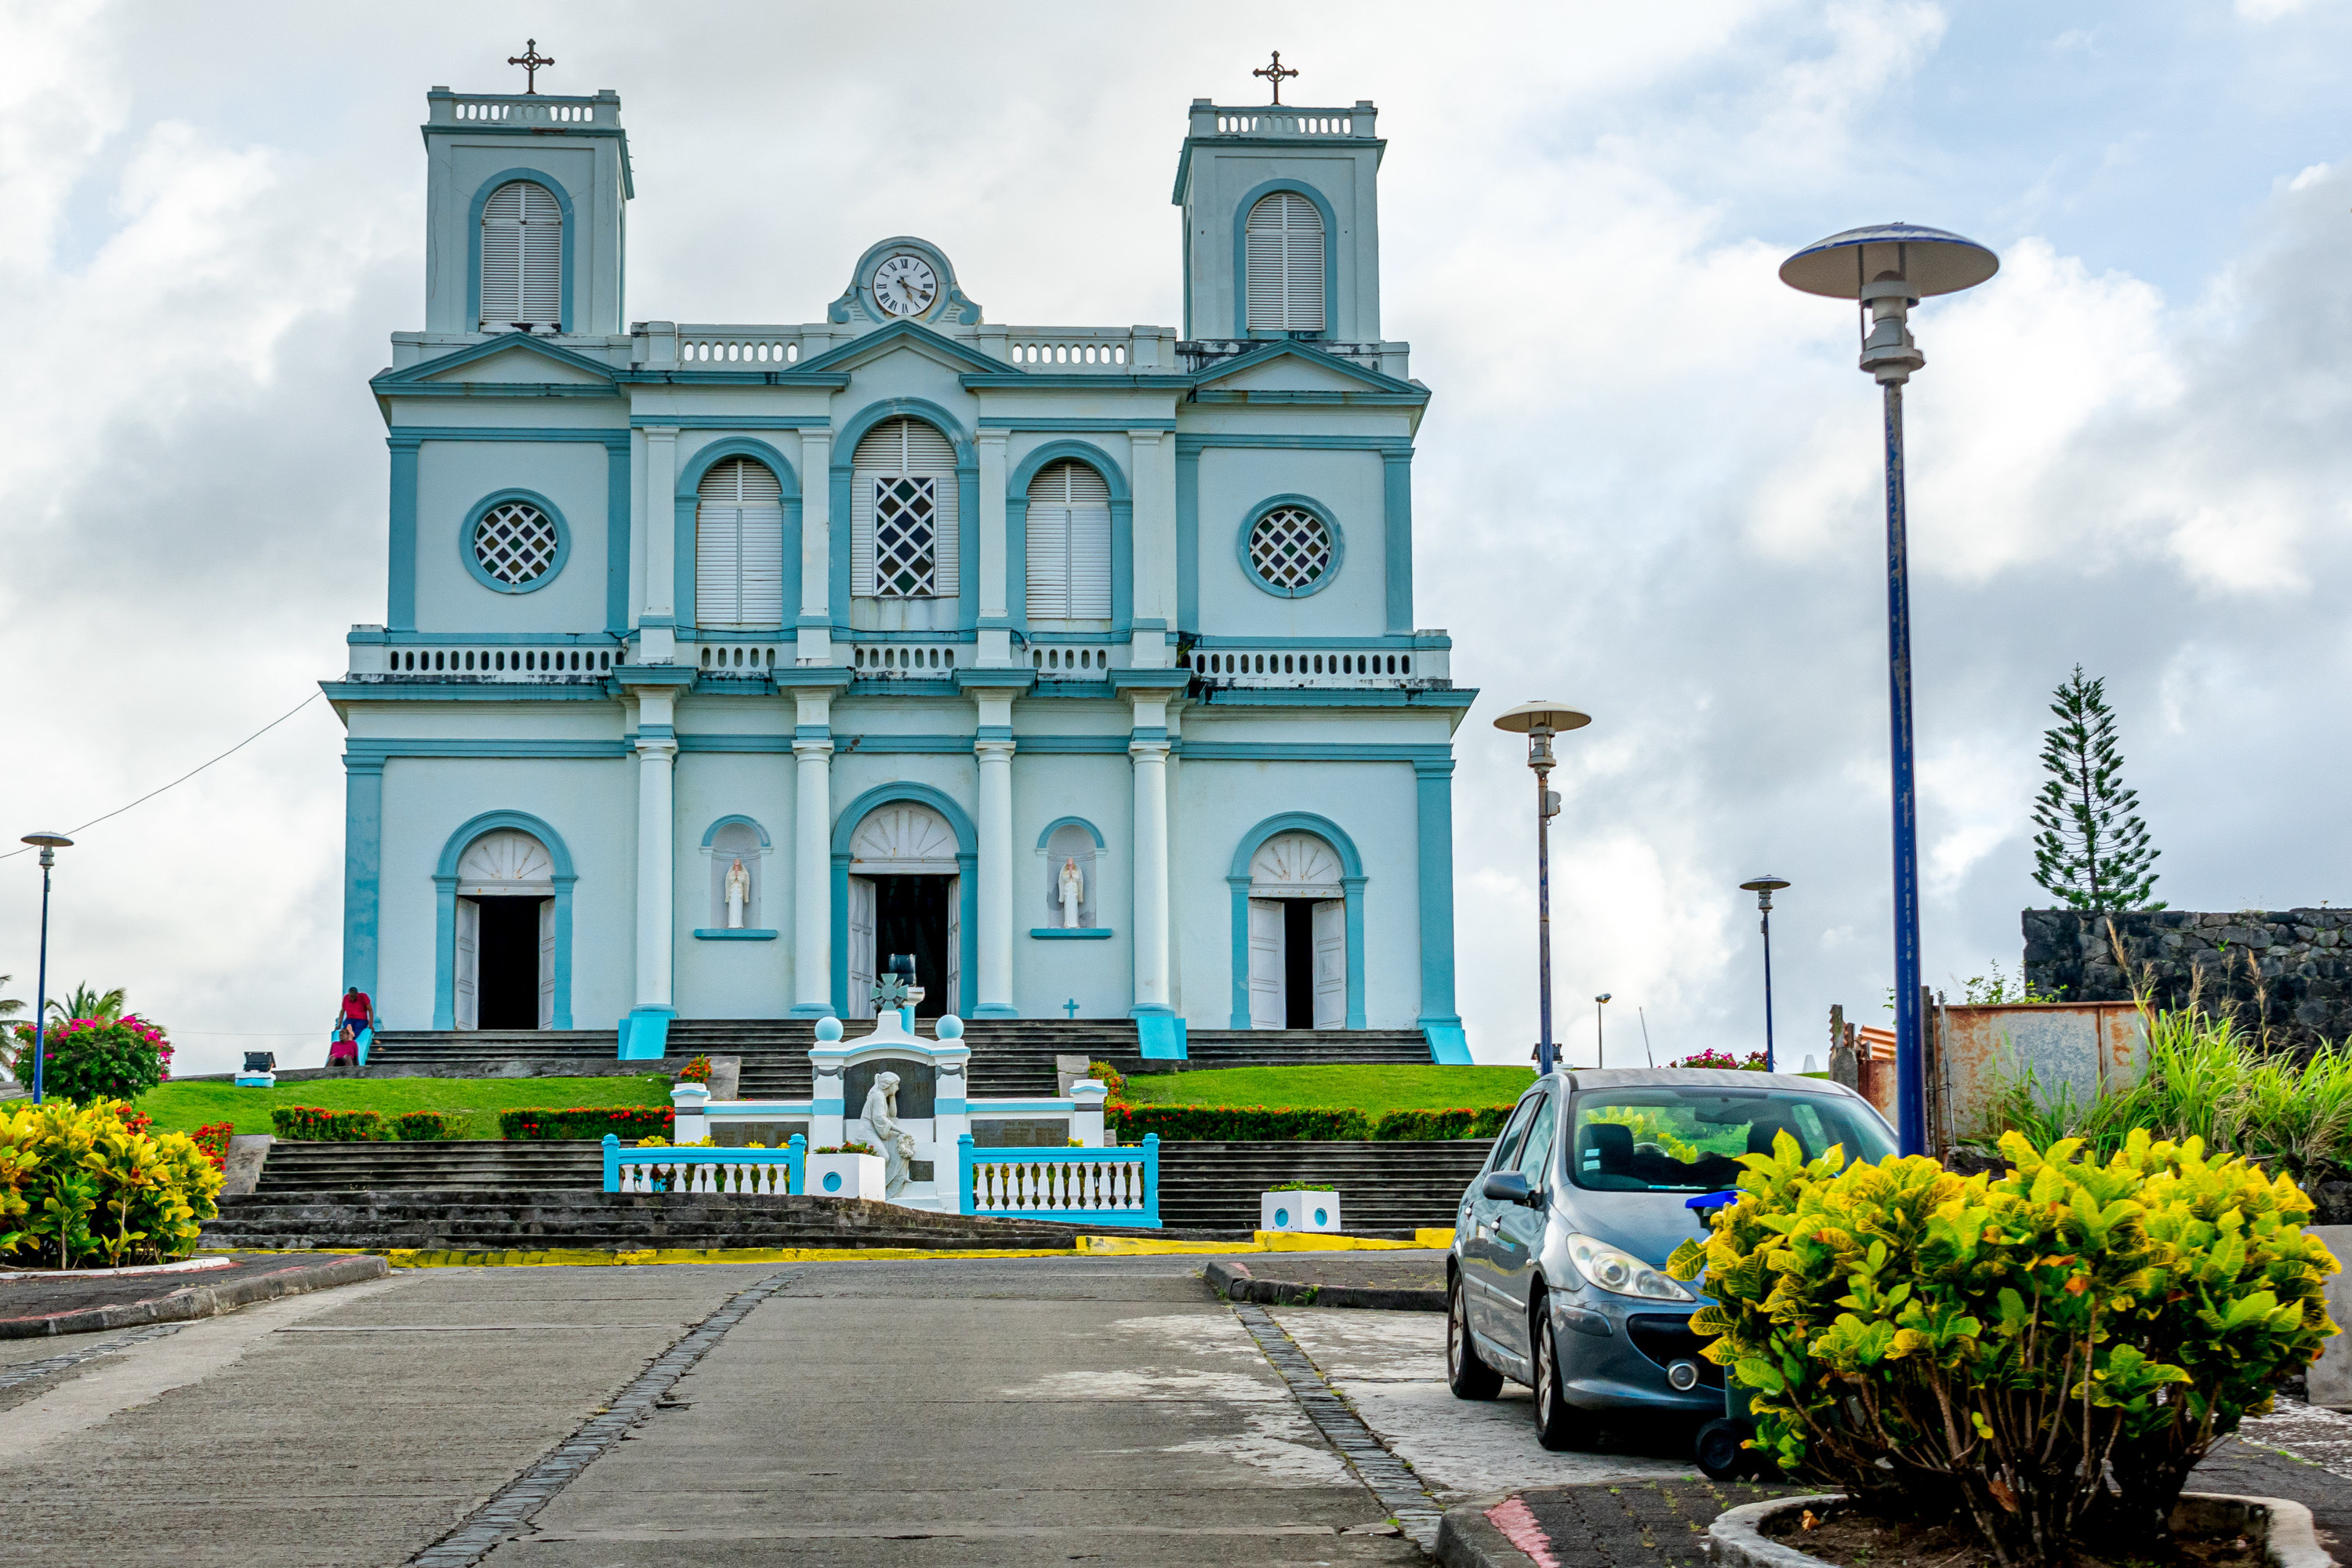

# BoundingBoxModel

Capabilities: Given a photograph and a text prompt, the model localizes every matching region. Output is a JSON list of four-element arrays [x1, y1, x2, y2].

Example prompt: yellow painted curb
[[379, 1244, 1095, 1268], [1075, 1236, 1250, 1256]]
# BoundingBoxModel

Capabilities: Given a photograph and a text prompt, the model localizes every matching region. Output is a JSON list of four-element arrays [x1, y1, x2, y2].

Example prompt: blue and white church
[[329, 80, 1477, 1062]]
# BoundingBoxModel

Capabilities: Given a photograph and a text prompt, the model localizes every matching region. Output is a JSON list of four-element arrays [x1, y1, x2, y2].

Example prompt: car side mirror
[[1482, 1171, 1534, 1206]]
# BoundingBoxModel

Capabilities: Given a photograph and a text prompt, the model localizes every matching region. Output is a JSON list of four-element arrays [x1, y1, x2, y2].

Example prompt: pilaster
[[977, 430, 1012, 666], [797, 427, 833, 665], [791, 686, 837, 1016], [641, 426, 678, 663]]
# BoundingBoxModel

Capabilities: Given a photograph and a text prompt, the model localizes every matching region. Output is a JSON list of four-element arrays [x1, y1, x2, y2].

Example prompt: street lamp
[[1594, 993, 1611, 1070], [1780, 223, 1998, 1155], [1493, 701, 1592, 1076], [1738, 876, 1790, 1072], [20, 831, 73, 1105]]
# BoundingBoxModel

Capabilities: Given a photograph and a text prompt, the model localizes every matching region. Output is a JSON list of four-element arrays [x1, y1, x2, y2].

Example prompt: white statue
[[1058, 855, 1084, 929], [724, 857, 750, 929], [860, 1070, 918, 1200]]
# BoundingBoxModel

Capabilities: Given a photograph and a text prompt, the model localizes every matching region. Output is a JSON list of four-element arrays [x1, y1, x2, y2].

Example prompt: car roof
[[1552, 1067, 1864, 1098]]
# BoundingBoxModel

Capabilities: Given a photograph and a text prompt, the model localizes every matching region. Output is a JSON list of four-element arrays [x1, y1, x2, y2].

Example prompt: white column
[[1131, 727, 1172, 1012], [641, 426, 678, 664], [975, 734, 1016, 1016], [797, 428, 832, 666], [633, 710, 677, 1013], [793, 720, 833, 1015], [977, 430, 1012, 666], [1127, 428, 1174, 668]]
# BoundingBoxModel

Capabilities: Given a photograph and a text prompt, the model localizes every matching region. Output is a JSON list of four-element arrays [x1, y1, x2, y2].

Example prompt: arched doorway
[[1247, 831, 1348, 1030], [846, 804, 960, 1019], [454, 829, 555, 1029]]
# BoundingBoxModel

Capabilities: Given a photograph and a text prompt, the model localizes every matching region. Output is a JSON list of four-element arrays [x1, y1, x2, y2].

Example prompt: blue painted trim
[[465, 169, 574, 333], [347, 739, 626, 761], [342, 757, 383, 1020], [1006, 438, 1133, 634], [1180, 742, 1450, 764], [1425, 1024, 1472, 1065], [958, 1132, 1159, 1226], [432, 810, 576, 1031], [618, 1009, 672, 1061], [1414, 757, 1461, 1036], [1181, 341, 1425, 399], [459, 488, 572, 596], [829, 398, 978, 630], [1034, 815, 1106, 851], [1382, 449, 1414, 635], [1136, 1016, 1187, 1062], [387, 440, 420, 631], [322, 682, 616, 704], [1174, 433, 1412, 453], [1236, 494, 1344, 600], [1186, 633, 1438, 649], [978, 417, 1178, 431], [829, 781, 979, 1017], [1175, 441, 1198, 633], [1232, 179, 1338, 341], [699, 813, 773, 848], [1193, 687, 1479, 711], [674, 436, 803, 633], [1224, 812, 1367, 1031], [380, 425, 629, 444], [1031, 927, 1113, 940], [606, 439, 631, 634], [694, 928, 779, 942], [634, 415, 830, 429], [823, 242, 985, 329]]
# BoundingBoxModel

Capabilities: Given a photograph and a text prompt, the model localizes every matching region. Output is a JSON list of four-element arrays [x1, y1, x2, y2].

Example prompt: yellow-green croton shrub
[[0, 1098, 224, 1269], [1668, 1129, 2338, 1568]]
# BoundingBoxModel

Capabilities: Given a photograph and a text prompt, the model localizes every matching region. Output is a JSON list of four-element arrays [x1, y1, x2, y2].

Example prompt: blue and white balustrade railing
[[956, 1133, 1160, 1228], [602, 1132, 806, 1196]]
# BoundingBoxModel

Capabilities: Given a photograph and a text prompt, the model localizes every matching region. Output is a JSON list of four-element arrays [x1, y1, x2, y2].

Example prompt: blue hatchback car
[[1446, 1067, 1897, 1450]]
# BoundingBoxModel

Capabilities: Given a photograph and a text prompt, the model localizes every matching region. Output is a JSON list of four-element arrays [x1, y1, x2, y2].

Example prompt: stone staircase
[[201, 1189, 1085, 1254], [253, 1139, 605, 1194], [1154, 1140, 1490, 1232], [365, 1030, 623, 1076], [1182, 1029, 1435, 1067]]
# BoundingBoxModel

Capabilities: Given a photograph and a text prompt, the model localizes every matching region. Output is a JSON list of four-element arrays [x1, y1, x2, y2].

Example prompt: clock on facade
[[873, 253, 939, 318]]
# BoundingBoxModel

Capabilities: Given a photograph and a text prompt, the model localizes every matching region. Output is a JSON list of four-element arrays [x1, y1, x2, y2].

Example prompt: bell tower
[[1172, 93, 1385, 345], [419, 83, 633, 336]]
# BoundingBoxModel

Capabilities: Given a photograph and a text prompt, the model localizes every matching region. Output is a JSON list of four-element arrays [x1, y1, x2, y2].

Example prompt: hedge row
[[499, 1105, 674, 1141], [1106, 1102, 1514, 1142], [272, 1106, 390, 1142]]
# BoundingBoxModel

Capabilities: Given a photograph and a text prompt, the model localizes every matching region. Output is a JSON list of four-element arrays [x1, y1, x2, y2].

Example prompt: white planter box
[[807, 1152, 885, 1200], [1261, 1189, 1341, 1232]]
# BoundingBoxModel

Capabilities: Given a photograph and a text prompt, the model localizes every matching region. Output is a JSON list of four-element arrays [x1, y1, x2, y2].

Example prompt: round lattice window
[[473, 502, 561, 587], [1246, 506, 1334, 594]]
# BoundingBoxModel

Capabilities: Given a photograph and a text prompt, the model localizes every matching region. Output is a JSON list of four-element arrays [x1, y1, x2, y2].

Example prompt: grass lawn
[[1116, 1063, 1533, 1114], [138, 1075, 671, 1139]]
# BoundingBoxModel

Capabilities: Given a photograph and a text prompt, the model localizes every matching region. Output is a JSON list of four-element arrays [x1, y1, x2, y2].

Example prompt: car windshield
[[1564, 1087, 1896, 1193]]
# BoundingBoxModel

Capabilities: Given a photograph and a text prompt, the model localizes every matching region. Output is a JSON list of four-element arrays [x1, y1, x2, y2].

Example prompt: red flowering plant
[[189, 1122, 236, 1171], [677, 1054, 713, 1085], [1668, 1047, 1769, 1072], [10, 1014, 172, 1102]]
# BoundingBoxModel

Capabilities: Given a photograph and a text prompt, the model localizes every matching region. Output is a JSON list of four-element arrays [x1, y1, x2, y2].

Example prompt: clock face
[[873, 254, 940, 318]]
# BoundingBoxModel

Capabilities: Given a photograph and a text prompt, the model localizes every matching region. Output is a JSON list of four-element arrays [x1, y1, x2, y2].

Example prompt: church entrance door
[[1247, 833, 1349, 1031], [453, 829, 557, 1031], [847, 804, 963, 1019]]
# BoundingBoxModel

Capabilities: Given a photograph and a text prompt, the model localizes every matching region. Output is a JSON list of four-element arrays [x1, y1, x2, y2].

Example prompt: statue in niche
[[1058, 856, 1084, 929], [724, 858, 750, 929], [861, 1070, 918, 1200]]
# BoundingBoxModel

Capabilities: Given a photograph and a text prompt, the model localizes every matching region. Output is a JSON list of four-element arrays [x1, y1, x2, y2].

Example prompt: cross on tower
[[508, 39, 555, 94], [1063, 998, 1081, 1020], [1253, 51, 1298, 105]]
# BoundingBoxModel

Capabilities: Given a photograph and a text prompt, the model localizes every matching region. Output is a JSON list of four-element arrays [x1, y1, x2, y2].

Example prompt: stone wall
[[2021, 908, 2352, 1049]]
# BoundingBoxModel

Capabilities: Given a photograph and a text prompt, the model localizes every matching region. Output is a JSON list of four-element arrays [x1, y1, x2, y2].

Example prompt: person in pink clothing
[[328, 988, 372, 1065]]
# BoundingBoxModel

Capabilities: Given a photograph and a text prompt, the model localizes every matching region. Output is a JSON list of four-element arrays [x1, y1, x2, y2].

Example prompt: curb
[[1701, 1494, 1841, 1568], [1701, 1493, 2327, 1568], [0, 1254, 391, 1340], [1434, 1491, 1548, 1568], [1207, 1258, 1444, 1312]]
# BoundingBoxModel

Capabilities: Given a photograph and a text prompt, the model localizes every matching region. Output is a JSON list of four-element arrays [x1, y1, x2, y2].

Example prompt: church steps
[[1181, 1029, 1436, 1067], [1153, 1140, 1490, 1232]]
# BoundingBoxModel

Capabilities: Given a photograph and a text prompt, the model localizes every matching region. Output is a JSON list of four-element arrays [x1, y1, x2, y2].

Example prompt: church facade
[[329, 82, 1475, 1059]]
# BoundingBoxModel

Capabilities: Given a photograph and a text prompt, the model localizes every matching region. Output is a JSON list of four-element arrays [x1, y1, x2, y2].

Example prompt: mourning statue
[[724, 857, 750, 929], [1058, 855, 1084, 929], [860, 1070, 918, 1199]]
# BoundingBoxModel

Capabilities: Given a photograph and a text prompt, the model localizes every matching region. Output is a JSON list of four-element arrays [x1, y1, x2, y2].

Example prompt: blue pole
[[1535, 761, 1555, 1076], [31, 849, 53, 1105], [1883, 381, 1926, 1156], [1760, 903, 1777, 1074]]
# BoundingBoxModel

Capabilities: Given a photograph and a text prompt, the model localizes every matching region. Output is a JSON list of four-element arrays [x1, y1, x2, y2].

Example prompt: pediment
[[375, 332, 621, 390], [423, 343, 610, 384], [1190, 341, 1419, 397], [796, 319, 1006, 378]]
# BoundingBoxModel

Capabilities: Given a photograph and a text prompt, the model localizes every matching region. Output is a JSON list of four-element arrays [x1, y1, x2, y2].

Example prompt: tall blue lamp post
[[1780, 224, 1998, 1155], [1493, 702, 1592, 1076], [20, 831, 73, 1105], [1739, 875, 1789, 1072]]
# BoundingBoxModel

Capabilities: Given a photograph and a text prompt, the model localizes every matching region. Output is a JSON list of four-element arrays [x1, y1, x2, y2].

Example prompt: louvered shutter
[[1025, 460, 1110, 620], [696, 459, 785, 627], [481, 180, 563, 331], [852, 418, 958, 598], [1244, 191, 1325, 332]]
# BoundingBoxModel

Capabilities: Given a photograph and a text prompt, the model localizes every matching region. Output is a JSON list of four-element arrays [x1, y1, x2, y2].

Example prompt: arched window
[[852, 417, 958, 599], [1244, 191, 1325, 334], [480, 180, 562, 332], [695, 458, 785, 627], [1025, 460, 1112, 622]]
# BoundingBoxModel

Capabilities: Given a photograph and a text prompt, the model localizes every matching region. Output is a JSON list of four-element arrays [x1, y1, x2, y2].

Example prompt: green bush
[[11, 1016, 170, 1103], [0, 1098, 223, 1268], [500, 1105, 673, 1141], [271, 1105, 390, 1142], [391, 1109, 463, 1141], [1109, 1102, 1374, 1141], [1669, 1129, 2339, 1566], [1369, 1105, 1515, 1141]]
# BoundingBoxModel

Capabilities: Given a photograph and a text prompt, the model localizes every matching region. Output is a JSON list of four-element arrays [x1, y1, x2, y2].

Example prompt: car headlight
[[1564, 1232, 1693, 1301]]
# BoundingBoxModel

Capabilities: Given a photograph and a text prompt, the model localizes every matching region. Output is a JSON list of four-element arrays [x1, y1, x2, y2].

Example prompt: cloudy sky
[[4, 1, 2350, 1076]]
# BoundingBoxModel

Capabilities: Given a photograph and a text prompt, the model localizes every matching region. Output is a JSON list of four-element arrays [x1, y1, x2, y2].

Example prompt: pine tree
[[2031, 666, 2163, 911]]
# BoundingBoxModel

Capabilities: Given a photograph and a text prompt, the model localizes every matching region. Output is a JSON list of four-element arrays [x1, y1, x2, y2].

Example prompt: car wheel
[[1446, 1275, 1503, 1400], [1532, 1291, 1590, 1451], [1694, 1417, 1748, 1480]]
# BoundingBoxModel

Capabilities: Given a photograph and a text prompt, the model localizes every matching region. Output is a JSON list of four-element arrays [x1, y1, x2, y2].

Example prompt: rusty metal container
[[1932, 1001, 2148, 1149]]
